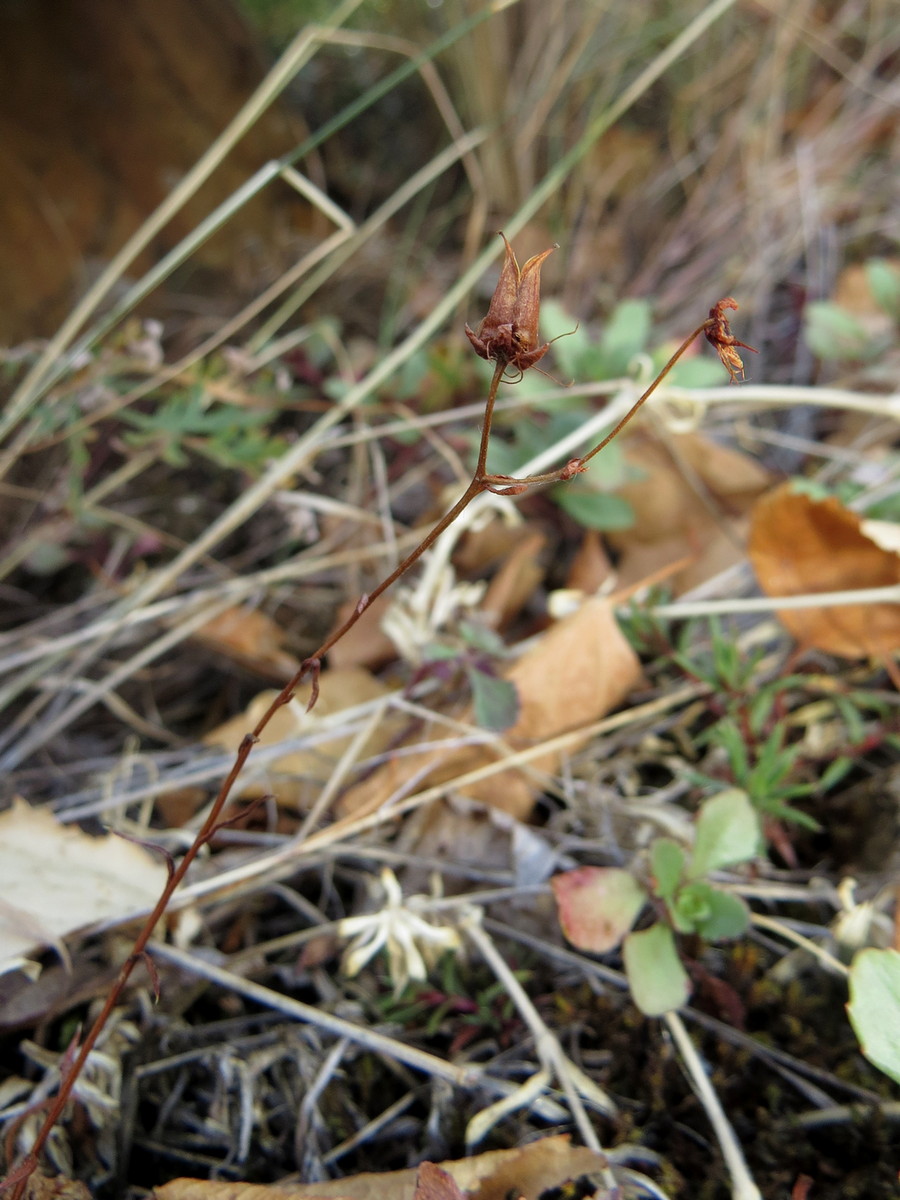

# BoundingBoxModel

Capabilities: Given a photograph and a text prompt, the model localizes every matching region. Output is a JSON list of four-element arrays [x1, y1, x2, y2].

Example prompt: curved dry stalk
[[2, 305, 724, 1195]]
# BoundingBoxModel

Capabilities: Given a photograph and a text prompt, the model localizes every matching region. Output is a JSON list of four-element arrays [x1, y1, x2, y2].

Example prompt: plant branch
[[3, 307, 716, 1195]]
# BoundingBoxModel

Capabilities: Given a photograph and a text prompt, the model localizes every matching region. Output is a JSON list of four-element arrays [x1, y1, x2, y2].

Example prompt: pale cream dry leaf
[[0, 800, 167, 975]]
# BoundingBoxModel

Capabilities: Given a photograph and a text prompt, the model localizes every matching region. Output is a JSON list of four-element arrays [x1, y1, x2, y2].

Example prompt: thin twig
[[462, 913, 618, 1188], [664, 1011, 762, 1200]]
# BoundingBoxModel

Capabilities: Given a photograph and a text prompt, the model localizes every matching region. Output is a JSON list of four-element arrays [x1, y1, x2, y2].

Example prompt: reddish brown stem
[[4, 314, 718, 1194]]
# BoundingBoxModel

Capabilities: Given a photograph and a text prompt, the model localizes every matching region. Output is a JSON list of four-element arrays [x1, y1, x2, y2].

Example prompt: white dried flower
[[381, 490, 519, 664], [338, 868, 461, 996]]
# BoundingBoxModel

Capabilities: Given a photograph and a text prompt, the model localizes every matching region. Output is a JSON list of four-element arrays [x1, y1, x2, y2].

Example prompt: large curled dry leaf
[[0, 800, 167, 975], [607, 429, 772, 593], [337, 597, 641, 822], [748, 483, 900, 657], [153, 1136, 612, 1200]]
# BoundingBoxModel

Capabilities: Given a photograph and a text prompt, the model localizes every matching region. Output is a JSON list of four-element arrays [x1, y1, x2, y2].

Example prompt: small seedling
[[553, 789, 761, 1016], [847, 947, 900, 1086]]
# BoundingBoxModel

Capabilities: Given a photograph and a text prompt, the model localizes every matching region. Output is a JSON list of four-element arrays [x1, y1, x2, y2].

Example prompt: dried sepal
[[465, 232, 557, 378], [705, 297, 758, 382]]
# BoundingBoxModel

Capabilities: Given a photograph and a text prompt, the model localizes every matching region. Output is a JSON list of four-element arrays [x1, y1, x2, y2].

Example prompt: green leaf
[[552, 866, 648, 954], [649, 839, 686, 902], [689, 789, 760, 879], [670, 881, 714, 933], [465, 666, 519, 732], [597, 300, 652, 377], [692, 888, 750, 940], [666, 355, 729, 387], [539, 300, 592, 378], [623, 924, 690, 1016], [847, 948, 900, 1085], [817, 755, 853, 793], [864, 258, 900, 321], [422, 641, 460, 662], [803, 301, 877, 361], [552, 483, 635, 531], [457, 619, 508, 657]]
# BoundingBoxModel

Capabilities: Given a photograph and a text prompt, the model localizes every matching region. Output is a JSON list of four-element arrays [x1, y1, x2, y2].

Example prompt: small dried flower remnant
[[705, 297, 758, 382], [338, 867, 462, 996], [466, 232, 556, 378]]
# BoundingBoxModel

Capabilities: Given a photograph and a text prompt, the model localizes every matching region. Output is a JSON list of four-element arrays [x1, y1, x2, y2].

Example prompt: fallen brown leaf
[[453, 515, 539, 575], [414, 1163, 466, 1200], [748, 483, 900, 657], [0, 800, 167, 975], [153, 1135, 612, 1200], [565, 529, 613, 595], [193, 606, 300, 680], [338, 597, 641, 822], [479, 527, 546, 628], [608, 429, 772, 592], [326, 591, 397, 671], [204, 668, 403, 810]]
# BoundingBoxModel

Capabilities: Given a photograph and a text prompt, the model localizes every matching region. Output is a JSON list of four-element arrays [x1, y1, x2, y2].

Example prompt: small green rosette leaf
[[691, 888, 750, 940], [670, 881, 715, 934], [650, 838, 686, 902], [847, 948, 900, 1086], [689, 789, 760, 879], [623, 923, 690, 1016]]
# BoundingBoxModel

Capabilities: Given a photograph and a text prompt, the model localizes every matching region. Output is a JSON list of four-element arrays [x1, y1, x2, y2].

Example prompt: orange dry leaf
[[479, 527, 546, 627], [414, 1163, 466, 1200], [565, 529, 613, 595], [748, 483, 900, 657], [326, 590, 397, 670], [193, 606, 300, 679], [338, 597, 641, 822], [608, 429, 772, 593]]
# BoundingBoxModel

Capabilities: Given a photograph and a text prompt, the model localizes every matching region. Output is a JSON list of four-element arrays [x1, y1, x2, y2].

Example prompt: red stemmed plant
[[2, 235, 755, 1196]]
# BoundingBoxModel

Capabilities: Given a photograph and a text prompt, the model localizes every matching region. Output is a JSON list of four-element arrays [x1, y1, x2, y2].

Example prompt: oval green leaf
[[689, 789, 760, 879], [692, 888, 750, 941], [623, 923, 690, 1016], [466, 666, 519, 732], [847, 948, 900, 1086], [650, 838, 686, 902]]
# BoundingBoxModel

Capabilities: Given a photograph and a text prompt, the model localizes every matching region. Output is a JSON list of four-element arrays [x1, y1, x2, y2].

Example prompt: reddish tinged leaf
[[791, 1177, 814, 1200], [552, 866, 647, 954]]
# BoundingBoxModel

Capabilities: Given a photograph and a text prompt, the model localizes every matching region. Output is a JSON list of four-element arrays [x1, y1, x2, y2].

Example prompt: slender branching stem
[[4, 314, 711, 1196]]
